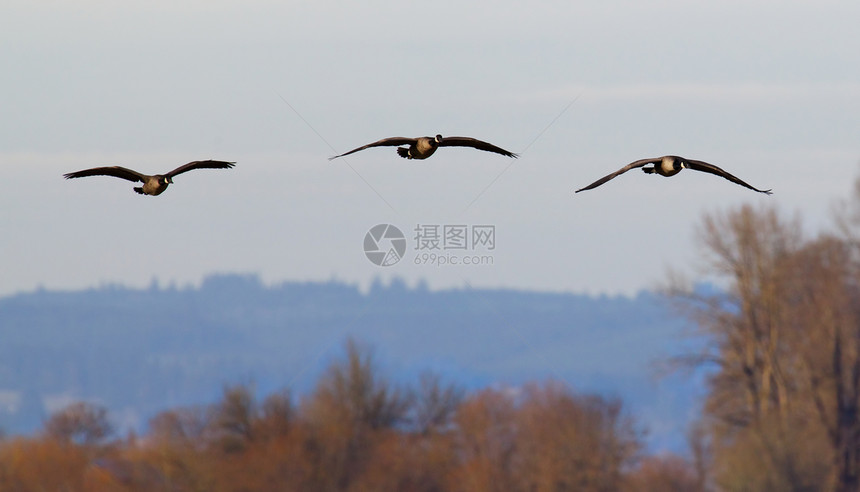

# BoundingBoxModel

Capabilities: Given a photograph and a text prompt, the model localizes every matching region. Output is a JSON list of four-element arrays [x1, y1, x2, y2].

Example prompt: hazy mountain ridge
[[0, 274, 701, 451]]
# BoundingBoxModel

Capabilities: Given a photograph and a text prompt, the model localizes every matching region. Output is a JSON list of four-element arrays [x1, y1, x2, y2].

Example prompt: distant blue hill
[[0, 274, 708, 453]]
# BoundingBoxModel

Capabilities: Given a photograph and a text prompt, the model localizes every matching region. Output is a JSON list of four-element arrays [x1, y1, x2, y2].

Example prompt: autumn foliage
[[0, 338, 697, 491]]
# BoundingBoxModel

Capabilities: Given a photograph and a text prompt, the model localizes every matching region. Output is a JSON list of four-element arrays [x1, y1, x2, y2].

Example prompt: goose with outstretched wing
[[64, 160, 236, 196], [575, 156, 771, 194], [329, 134, 518, 160]]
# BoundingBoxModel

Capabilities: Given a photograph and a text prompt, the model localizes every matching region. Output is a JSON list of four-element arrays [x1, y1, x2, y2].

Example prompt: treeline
[[0, 339, 701, 491]]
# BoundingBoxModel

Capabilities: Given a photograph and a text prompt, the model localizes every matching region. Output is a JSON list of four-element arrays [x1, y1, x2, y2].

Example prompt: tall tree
[[209, 383, 257, 452], [300, 338, 410, 490], [670, 201, 860, 490]]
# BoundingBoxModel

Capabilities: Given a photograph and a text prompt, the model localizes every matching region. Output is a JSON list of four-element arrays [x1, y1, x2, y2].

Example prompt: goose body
[[329, 134, 518, 161], [63, 160, 235, 196], [575, 155, 772, 194]]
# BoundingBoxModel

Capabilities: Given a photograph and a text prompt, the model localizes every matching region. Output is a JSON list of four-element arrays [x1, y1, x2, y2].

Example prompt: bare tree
[[788, 236, 860, 492], [514, 382, 640, 492], [44, 401, 112, 446], [668, 202, 860, 490], [300, 338, 411, 491], [411, 372, 465, 435], [307, 338, 410, 431], [695, 205, 803, 429], [209, 383, 257, 452], [148, 405, 210, 448]]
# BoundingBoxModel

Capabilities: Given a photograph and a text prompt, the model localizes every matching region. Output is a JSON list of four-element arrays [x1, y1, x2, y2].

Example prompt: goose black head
[[434, 134, 443, 144]]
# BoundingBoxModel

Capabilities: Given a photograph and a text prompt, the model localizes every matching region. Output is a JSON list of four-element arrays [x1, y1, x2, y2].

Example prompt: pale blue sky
[[2, 0, 859, 296]]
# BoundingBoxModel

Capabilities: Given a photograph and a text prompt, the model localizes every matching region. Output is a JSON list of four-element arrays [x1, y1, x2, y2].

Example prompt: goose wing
[[574, 158, 661, 193], [683, 159, 772, 194], [437, 136, 518, 158], [165, 160, 236, 179], [63, 166, 147, 182], [329, 137, 417, 160]]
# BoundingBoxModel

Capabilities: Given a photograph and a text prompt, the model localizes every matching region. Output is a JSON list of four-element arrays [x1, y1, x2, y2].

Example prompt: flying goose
[[575, 156, 772, 194], [63, 160, 236, 196], [329, 134, 518, 160]]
